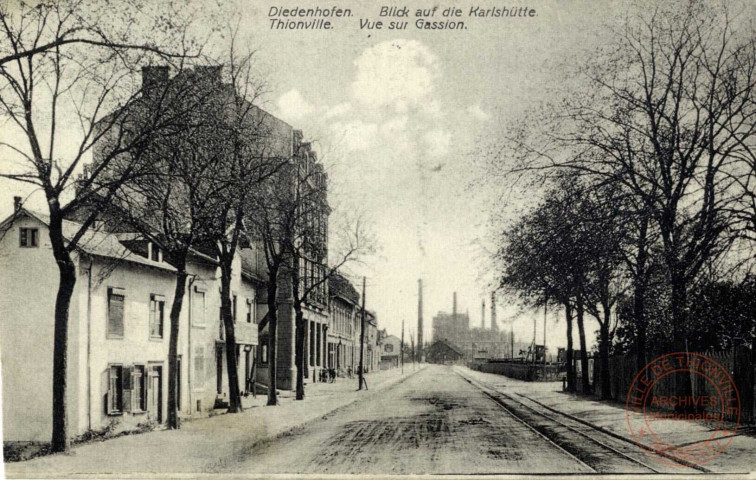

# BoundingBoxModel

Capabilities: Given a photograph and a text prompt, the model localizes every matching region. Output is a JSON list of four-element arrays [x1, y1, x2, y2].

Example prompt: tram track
[[455, 368, 706, 474]]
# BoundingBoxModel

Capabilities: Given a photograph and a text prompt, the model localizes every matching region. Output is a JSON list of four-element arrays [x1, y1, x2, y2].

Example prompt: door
[[176, 356, 182, 411], [147, 366, 163, 423], [244, 350, 251, 393], [216, 345, 223, 395]]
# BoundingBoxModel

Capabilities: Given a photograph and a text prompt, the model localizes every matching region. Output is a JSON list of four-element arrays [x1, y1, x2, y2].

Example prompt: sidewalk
[[5, 365, 425, 478], [461, 366, 756, 474]]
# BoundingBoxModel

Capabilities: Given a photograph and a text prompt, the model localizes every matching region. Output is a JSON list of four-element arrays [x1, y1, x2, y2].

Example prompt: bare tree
[[0, 0, 197, 451], [98, 65, 242, 428], [489, 1, 756, 403], [204, 47, 287, 414]]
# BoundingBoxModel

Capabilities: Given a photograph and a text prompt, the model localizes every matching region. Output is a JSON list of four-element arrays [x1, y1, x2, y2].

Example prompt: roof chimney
[[13, 196, 22, 212], [195, 65, 222, 84], [142, 66, 169, 94]]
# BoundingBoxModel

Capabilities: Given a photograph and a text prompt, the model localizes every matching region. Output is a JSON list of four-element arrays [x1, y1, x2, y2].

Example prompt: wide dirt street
[[228, 364, 680, 475]]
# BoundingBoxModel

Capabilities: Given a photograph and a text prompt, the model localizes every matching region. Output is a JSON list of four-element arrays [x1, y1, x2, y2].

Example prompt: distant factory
[[430, 292, 523, 363]]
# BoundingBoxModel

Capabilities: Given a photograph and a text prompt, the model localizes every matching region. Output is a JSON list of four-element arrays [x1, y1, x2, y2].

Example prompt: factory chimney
[[481, 299, 485, 329], [418, 279, 424, 362], [491, 291, 498, 332]]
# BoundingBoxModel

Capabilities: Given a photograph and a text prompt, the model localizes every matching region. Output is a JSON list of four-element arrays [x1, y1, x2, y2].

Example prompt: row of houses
[[0, 66, 386, 444]]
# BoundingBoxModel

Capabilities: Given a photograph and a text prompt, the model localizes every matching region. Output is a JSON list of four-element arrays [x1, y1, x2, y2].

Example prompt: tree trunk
[[599, 303, 612, 400], [564, 300, 576, 392], [294, 305, 305, 400], [49, 210, 76, 453], [633, 217, 649, 373], [167, 264, 188, 429], [266, 280, 278, 406], [670, 271, 693, 411], [634, 279, 647, 374], [220, 260, 243, 413], [576, 295, 590, 394]]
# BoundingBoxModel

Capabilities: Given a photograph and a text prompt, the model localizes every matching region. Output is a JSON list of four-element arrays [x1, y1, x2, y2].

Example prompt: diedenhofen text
[[269, 6, 352, 30]]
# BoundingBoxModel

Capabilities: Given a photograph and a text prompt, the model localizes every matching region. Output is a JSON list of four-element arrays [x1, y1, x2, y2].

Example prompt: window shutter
[[108, 290, 125, 337]]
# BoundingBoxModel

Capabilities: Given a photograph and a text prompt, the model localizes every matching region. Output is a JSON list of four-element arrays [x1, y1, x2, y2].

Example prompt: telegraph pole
[[358, 276, 366, 390], [417, 279, 423, 363], [543, 296, 548, 365], [401, 319, 405, 375]]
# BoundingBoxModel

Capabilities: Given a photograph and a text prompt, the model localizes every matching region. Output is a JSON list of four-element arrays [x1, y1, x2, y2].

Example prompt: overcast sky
[[239, 0, 626, 350], [0, 0, 632, 352]]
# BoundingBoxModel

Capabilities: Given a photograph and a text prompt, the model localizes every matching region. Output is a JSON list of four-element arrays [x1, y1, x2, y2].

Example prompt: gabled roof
[[239, 247, 268, 283], [430, 339, 465, 357], [329, 273, 360, 305], [0, 208, 175, 272]]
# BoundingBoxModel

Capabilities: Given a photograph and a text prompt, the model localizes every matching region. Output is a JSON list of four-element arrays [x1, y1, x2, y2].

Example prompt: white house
[[0, 203, 262, 444]]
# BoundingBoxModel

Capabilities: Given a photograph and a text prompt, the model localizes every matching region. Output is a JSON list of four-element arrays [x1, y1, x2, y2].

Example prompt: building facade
[[0, 206, 264, 442], [380, 333, 401, 370], [327, 273, 360, 373]]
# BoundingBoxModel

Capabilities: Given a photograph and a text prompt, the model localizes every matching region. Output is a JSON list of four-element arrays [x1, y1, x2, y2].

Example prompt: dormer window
[[148, 242, 162, 262], [19, 227, 39, 248]]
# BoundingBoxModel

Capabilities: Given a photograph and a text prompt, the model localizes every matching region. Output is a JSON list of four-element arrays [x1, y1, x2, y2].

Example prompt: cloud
[[277, 89, 315, 121], [324, 102, 353, 119], [467, 103, 490, 121], [330, 119, 378, 152], [351, 40, 439, 113], [423, 129, 451, 157]]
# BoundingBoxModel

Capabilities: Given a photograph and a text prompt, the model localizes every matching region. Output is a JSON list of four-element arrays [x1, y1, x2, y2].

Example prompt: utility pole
[[417, 279, 423, 363], [543, 296, 548, 365], [510, 322, 514, 359], [481, 298, 485, 329], [401, 319, 405, 375], [410, 329, 415, 370], [358, 276, 366, 390]]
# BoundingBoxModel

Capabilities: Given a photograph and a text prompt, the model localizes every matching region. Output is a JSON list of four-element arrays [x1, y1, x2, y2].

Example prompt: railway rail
[[455, 368, 705, 475]]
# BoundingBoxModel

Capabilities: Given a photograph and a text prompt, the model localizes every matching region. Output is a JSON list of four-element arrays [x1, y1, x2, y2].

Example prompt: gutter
[[187, 274, 196, 416], [87, 256, 93, 430]]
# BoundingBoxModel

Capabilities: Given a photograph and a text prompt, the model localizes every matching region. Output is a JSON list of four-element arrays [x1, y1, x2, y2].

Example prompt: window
[[149, 295, 165, 339], [385, 344, 394, 353], [259, 339, 268, 365], [107, 288, 125, 338], [19, 227, 38, 248], [149, 242, 161, 262], [192, 288, 206, 327], [246, 299, 252, 323], [309, 321, 315, 366], [316, 324, 322, 367], [194, 346, 205, 386], [108, 365, 146, 415]]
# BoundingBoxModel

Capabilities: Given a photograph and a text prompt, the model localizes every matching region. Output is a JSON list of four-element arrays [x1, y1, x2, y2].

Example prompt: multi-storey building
[[327, 273, 360, 372]]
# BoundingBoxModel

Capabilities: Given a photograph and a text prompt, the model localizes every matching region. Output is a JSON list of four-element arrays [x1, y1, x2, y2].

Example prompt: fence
[[473, 360, 561, 382], [591, 347, 753, 423]]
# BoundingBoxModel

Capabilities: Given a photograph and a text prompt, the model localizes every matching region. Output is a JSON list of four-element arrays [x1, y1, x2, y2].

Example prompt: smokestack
[[418, 279, 424, 362], [141, 66, 169, 93], [491, 291, 498, 332], [13, 196, 22, 213], [453, 291, 457, 319], [481, 299, 485, 329]]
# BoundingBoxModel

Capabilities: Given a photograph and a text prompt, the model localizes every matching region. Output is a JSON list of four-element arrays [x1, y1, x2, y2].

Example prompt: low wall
[[474, 361, 561, 382]]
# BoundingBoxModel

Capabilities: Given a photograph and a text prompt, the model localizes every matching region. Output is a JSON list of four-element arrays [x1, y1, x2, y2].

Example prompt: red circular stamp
[[625, 352, 740, 467]]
